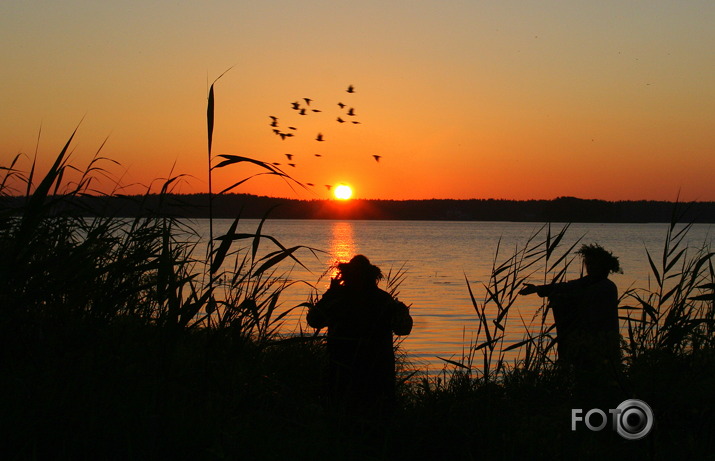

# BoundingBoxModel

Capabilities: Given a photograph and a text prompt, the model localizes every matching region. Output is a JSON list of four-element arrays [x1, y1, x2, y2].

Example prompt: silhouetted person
[[520, 244, 622, 395], [307, 255, 413, 416]]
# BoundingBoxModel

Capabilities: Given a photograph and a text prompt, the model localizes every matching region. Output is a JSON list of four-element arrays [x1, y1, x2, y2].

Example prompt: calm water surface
[[191, 219, 713, 372]]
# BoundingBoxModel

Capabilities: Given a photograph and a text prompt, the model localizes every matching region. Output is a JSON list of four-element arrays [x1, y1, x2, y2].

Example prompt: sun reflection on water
[[328, 221, 357, 277]]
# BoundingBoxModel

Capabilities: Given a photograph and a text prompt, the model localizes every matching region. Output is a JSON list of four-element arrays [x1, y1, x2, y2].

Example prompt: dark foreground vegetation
[[3, 141, 715, 461]]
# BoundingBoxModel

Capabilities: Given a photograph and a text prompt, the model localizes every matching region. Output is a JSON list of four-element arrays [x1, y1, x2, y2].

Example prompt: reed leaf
[[465, 275, 491, 344], [494, 306, 510, 327], [664, 248, 687, 275], [669, 222, 694, 254], [254, 205, 280, 263], [492, 263, 511, 278], [437, 356, 470, 370], [253, 246, 305, 278], [216, 232, 319, 269], [211, 216, 240, 274], [545, 223, 570, 262], [546, 237, 582, 274], [26, 153, 37, 197], [645, 248, 662, 288], [464, 274, 479, 314], [474, 336, 502, 352], [271, 303, 300, 325], [659, 284, 682, 306], [213, 154, 283, 173], [691, 253, 715, 286], [689, 292, 715, 302], [484, 284, 504, 313], [0, 154, 25, 195], [502, 338, 532, 353], [633, 295, 658, 322], [217, 172, 273, 195], [207, 84, 215, 155], [19, 126, 77, 238]]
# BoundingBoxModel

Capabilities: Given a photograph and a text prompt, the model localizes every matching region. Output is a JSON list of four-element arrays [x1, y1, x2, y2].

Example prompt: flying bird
[[337, 102, 346, 109], [372, 155, 381, 163], [285, 154, 293, 160], [303, 98, 312, 106], [347, 108, 355, 116], [288, 126, 297, 130], [291, 102, 300, 110], [299, 108, 307, 115], [324, 184, 333, 191], [316, 133, 324, 142], [306, 183, 315, 187], [288, 163, 296, 168], [337, 117, 345, 123], [314, 154, 322, 157], [352, 121, 361, 125], [312, 109, 322, 113], [347, 85, 355, 93], [272, 162, 281, 166]]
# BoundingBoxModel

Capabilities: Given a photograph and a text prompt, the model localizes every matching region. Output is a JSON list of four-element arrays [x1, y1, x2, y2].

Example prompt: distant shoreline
[[5, 194, 715, 223]]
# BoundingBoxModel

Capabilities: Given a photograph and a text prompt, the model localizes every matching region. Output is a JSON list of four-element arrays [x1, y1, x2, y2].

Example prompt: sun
[[333, 184, 353, 200]]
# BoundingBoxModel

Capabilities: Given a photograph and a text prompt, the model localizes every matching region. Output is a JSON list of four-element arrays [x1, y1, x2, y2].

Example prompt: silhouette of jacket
[[307, 283, 412, 410], [534, 275, 620, 367]]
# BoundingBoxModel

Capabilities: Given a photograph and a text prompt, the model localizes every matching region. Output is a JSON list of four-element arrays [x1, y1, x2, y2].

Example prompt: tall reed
[[434, 224, 580, 382], [621, 208, 715, 356], [0, 79, 315, 344], [429, 213, 714, 391], [201, 74, 318, 342]]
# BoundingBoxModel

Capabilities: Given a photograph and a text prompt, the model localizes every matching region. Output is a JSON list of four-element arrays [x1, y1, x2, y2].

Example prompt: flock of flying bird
[[265, 85, 382, 193]]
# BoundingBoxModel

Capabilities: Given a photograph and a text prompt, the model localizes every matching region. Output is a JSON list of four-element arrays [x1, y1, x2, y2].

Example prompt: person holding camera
[[307, 255, 413, 415]]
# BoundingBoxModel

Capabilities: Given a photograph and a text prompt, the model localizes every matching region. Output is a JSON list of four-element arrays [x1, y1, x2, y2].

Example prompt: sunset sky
[[2, 1, 714, 201]]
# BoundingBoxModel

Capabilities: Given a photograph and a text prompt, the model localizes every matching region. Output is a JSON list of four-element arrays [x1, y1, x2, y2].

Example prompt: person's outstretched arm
[[519, 279, 576, 297], [519, 283, 551, 297]]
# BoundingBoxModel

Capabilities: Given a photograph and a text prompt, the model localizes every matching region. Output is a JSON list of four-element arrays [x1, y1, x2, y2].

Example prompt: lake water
[[189, 219, 714, 373]]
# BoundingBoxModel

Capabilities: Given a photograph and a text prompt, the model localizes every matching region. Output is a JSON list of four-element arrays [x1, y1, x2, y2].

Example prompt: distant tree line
[[4, 194, 715, 223]]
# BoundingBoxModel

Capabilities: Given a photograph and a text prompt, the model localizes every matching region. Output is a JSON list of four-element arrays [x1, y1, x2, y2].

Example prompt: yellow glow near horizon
[[334, 184, 353, 200]]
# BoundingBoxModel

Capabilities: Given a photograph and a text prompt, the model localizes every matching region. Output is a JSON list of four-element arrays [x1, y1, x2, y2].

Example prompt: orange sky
[[2, 2, 714, 201]]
